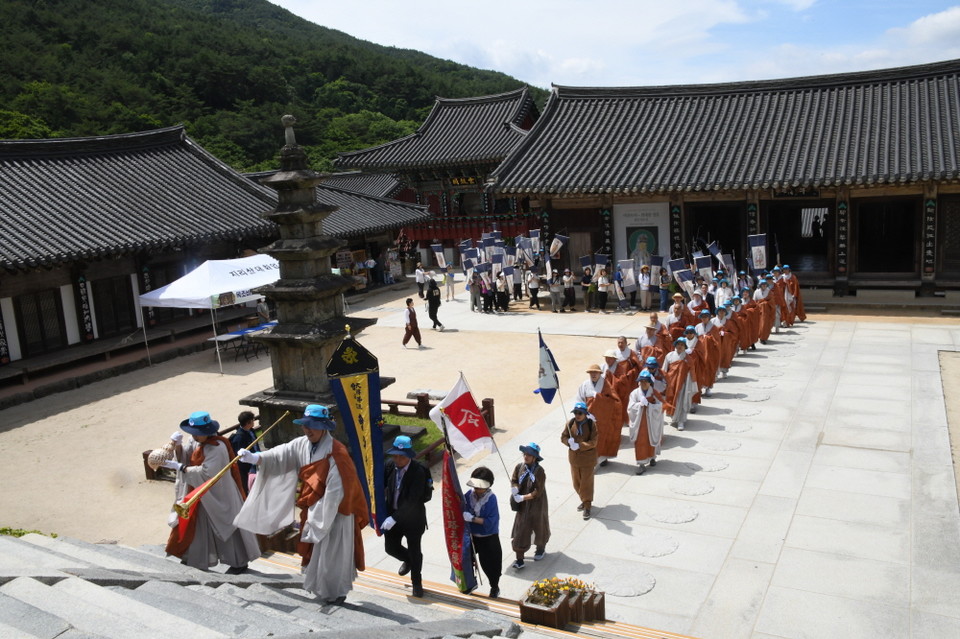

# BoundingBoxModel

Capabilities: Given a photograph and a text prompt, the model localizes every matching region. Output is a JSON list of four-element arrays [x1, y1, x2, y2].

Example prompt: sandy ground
[[942, 352, 960, 505], [0, 283, 955, 546]]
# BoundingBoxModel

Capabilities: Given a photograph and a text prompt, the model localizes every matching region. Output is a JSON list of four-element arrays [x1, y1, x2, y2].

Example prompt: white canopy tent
[[138, 254, 280, 373]]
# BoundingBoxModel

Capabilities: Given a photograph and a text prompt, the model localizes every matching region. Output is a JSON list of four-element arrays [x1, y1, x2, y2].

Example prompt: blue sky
[[270, 1, 960, 88]]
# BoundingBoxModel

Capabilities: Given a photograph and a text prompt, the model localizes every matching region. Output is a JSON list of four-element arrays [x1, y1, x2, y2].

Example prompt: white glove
[[167, 511, 179, 528], [381, 516, 396, 531], [510, 486, 520, 496], [463, 511, 474, 522], [513, 493, 524, 503], [568, 437, 580, 451], [170, 432, 183, 444], [237, 448, 261, 465], [160, 459, 181, 471]]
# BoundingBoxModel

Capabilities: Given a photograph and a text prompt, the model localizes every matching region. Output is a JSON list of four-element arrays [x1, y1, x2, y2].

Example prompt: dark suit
[[384, 458, 429, 584]]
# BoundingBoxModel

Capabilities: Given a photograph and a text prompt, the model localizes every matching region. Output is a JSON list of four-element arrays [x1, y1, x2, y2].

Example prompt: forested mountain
[[0, 0, 545, 171]]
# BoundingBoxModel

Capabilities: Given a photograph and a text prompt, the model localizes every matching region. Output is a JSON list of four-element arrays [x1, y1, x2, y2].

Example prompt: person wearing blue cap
[[627, 371, 666, 474], [562, 400, 599, 519], [644, 356, 668, 393], [715, 279, 733, 308], [234, 405, 369, 604], [382, 434, 431, 597], [714, 305, 737, 377], [753, 279, 775, 344], [510, 443, 550, 569], [163, 411, 260, 574], [662, 338, 697, 430]]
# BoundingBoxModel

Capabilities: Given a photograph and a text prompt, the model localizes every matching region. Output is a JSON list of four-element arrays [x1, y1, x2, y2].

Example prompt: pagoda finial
[[281, 115, 298, 146]]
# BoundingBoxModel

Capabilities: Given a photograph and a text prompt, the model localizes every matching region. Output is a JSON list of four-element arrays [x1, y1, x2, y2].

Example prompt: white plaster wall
[[0, 297, 20, 361], [60, 284, 80, 345], [130, 274, 143, 329]]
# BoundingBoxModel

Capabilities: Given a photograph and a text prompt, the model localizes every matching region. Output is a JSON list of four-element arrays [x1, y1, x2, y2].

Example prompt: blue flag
[[536, 330, 560, 404]]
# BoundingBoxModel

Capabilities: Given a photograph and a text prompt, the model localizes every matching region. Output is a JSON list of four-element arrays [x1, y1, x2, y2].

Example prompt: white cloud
[[270, 0, 960, 88]]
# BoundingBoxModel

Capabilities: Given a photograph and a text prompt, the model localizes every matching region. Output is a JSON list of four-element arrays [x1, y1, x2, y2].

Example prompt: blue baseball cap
[[637, 369, 654, 383], [699, 309, 711, 317], [572, 401, 589, 414], [387, 435, 415, 458], [685, 325, 697, 333], [674, 337, 688, 346], [645, 356, 658, 365]]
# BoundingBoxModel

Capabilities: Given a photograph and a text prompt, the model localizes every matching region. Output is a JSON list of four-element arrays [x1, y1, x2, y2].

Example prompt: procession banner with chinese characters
[[441, 449, 477, 593], [326, 332, 386, 532], [748, 234, 768, 270], [429, 374, 494, 459]]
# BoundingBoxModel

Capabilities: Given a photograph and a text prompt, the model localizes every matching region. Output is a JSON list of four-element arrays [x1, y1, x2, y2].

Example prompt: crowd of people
[[160, 263, 805, 604]]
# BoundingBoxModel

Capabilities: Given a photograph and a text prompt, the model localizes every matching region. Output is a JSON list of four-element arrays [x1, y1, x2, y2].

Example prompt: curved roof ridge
[[552, 58, 960, 99], [0, 125, 186, 158]]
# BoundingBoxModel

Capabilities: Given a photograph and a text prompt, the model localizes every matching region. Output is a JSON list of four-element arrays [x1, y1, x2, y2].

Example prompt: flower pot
[[566, 590, 584, 623], [590, 591, 606, 622], [520, 591, 569, 629]]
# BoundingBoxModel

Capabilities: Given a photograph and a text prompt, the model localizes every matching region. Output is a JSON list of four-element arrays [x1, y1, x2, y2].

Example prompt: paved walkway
[[362, 287, 960, 638]]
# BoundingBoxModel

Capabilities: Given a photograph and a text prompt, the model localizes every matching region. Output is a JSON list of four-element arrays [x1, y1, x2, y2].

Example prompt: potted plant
[[520, 577, 606, 628], [520, 578, 570, 628]]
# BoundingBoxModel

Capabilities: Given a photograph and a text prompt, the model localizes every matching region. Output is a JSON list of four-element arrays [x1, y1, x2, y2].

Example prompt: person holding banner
[[234, 405, 368, 604], [444, 265, 456, 301], [659, 267, 672, 311], [463, 467, 501, 598], [382, 435, 430, 598], [526, 267, 541, 309], [581, 267, 595, 312], [510, 443, 550, 569], [562, 401, 599, 519], [164, 411, 260, 573]]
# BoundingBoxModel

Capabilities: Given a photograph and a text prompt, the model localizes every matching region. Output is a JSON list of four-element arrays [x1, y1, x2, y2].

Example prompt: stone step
[[329, 586, 460, 624], [270, 616, 510, 639], [121, 581, 300, 637], [0, 536, 93, 573], [0, 590, 73, 638], [186, 584, 322, 632], [52, 537, 205, 577], [0, 577, 151, 639], [216, 581, 399, 631], [53, 577, 228, 639], [18, 534, 164, 573]]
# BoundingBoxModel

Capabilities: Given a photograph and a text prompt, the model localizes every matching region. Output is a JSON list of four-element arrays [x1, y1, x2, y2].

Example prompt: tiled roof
[[0, 126, 276, 272], [321, 171, 403, 198], [335, 88, 538, 171], [490, 59, 960, 195], [245, 172, 428, 236]]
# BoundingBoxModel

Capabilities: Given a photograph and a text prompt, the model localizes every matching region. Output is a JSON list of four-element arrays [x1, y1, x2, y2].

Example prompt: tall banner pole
[[326, 325, 386, 533]]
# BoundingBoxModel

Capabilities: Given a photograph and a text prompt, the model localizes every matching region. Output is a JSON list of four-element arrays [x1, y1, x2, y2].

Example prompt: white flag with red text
[[429, 374, 494, 458]]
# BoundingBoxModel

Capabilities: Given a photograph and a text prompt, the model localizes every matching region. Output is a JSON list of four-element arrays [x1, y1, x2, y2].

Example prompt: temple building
[[335, 88, 541, 262], [487, 59, 960, 294], [0, 126, 427, 374]]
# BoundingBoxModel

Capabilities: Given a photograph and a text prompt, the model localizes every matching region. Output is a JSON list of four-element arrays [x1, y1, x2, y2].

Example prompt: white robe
[[626, 387, 665, 462], [234, 435, 357, 600], [174, 438, 261, 570], [575, 376, 604, 404]]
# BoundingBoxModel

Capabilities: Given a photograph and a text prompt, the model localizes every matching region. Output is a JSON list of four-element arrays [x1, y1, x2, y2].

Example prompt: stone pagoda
[[241, 115, 376, 444]]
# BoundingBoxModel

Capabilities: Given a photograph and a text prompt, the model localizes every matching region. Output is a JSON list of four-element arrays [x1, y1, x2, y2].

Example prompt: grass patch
[[1, 527, 57, 538], [385, 414, 444, 452]]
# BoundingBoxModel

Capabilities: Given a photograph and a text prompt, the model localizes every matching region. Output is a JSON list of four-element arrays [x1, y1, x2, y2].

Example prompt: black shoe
[[490, 586, 500, 598], [412, 583, 424, 598], [650, 458, 657, 467], [325, 595, 346, 605], [636, 464, 646, 475], [599, 459, 608, 467], [577, 503, 585, 512], [583, 508, 591, 520], [225, 565, 248, 575], [398, 562, 410, 576]]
